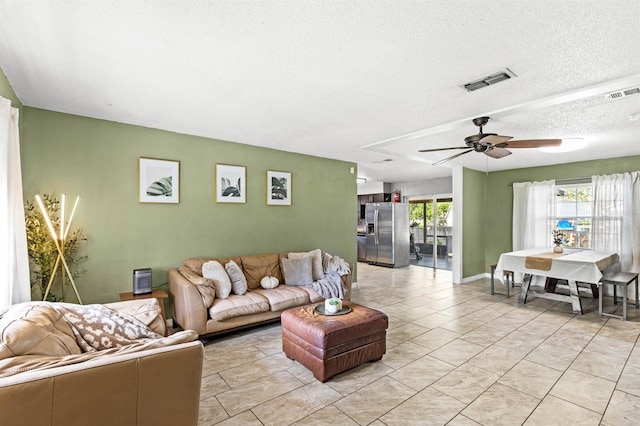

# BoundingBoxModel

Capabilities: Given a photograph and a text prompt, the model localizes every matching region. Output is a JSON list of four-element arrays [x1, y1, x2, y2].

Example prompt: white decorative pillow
[[202, 261, 232, 299], [225, 260, 248, 295], [260, 276, 279, 289], [281, 257, 314, 286], [288, 249, 324, 281]]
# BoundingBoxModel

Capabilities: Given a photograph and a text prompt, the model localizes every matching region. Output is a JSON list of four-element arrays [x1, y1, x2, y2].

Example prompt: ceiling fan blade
[[419, 146, 470, 153], [432, 149, 473, 166], [480, 134, 512, 145], [484, 147, 512, 159], [497, 139, 562, 148]]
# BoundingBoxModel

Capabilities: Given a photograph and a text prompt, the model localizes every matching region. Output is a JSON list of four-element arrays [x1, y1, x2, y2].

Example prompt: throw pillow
[[202, 260, 232, 299], [178, 266, 216, 306], [281, 257, 314, 286], [260, 276, 279, 289], [225, 260, 248, 295], [178, 265, 208, 285], [195, 278, 216, 307], [288, 249, 324, 281]]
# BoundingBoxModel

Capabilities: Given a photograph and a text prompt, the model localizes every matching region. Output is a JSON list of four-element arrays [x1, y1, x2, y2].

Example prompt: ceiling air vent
[[460, 68, 517, 92], [605, 87, 640, 100]]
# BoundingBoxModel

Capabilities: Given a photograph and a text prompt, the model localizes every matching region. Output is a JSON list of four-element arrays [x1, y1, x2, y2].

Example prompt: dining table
[[495, 248, 619, 314]]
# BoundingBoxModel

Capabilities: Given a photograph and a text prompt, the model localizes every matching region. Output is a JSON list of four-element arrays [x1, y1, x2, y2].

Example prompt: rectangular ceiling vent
[[605, 87, 640, 100], [460, 68, 517, 92]]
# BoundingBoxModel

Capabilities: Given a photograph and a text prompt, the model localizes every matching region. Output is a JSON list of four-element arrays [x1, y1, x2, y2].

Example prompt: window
[[554, 184, 593, 248]]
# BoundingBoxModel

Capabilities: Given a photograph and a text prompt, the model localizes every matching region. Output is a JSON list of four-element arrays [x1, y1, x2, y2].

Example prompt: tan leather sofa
[[0, 298, 204, 426], [169, 252, 352, 337]]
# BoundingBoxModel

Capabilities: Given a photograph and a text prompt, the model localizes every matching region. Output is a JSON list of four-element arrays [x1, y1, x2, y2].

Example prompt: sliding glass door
[[409, 197, 453, 270]]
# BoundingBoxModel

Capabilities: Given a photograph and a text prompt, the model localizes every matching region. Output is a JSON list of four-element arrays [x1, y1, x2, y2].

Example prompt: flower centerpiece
[[552, 229, 565, 253]]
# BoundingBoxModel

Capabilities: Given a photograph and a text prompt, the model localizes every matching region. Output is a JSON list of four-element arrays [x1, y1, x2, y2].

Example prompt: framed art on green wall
[[139, 157, 180, 203], [216, 164, 246, 203], [267, 170, 292, 206]]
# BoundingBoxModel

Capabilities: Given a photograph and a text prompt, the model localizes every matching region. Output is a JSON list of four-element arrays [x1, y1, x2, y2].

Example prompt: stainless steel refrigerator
[[365, 202, 410, 267]]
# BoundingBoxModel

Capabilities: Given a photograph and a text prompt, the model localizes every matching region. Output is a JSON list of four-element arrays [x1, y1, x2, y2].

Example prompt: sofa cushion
[[240, 253, 282, 290], [281, 257, 313, 286], [183, 256, 243, 275], [288, 249, 324, 281], [297, 286, 324, 303], [208, 293, 270, 321], [225, 260, 248, 295], [202, 261, 232, 299], [252, 286, 311, 312], [0, 303, 81, 359], [104, 298, 167, 336]]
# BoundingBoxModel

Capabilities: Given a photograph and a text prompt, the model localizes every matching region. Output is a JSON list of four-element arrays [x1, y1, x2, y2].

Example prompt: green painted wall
[[21, 108, 357, 304], [462, 168, 486, 278], [483, 156, 640, 273]]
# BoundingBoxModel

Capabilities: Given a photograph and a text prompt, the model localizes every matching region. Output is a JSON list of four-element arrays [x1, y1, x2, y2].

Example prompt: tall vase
[[553, 245, 563, 253]]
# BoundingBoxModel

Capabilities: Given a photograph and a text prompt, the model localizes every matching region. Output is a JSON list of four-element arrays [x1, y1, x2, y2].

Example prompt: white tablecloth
[[496, 248, 619, 284]]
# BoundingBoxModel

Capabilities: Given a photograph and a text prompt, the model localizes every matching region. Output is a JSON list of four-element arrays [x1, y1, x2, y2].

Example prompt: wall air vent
[[605, 87, 640, 100], [460, 68, 517, 92]]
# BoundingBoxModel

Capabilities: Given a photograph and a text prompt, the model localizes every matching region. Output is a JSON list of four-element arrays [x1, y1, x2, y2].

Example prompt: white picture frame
[[267, 170, 292, 206], [216, 164, 246, 203], [139, 157, 180, 203]]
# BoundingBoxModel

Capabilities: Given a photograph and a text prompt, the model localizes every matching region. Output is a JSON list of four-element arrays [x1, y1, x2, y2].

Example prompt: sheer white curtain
[[592, 172, 640, 299], [512, 180, 556, 251], [0, 96, 30, 308]]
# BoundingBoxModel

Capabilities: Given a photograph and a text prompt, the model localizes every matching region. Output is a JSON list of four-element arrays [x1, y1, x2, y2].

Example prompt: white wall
[[389, 177, 452, 200], [357, 181, 392, 195]]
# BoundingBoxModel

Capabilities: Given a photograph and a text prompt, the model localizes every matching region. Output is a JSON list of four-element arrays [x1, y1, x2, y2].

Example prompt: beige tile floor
[[196, 263, 640, 425]]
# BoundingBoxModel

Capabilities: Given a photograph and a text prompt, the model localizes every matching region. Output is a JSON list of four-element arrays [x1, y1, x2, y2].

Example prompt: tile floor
[[196, 262, 640, 425]]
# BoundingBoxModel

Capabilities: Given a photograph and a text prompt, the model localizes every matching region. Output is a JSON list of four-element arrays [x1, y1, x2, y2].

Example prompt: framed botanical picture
[[267, 170, 292, 206], [216, 164, 246, 203], [139, 157, 180, 203]]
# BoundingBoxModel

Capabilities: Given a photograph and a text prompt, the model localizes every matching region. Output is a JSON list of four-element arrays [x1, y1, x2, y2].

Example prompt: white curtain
[[512, 180, 556, 251], [0, 96, 30, 308], [592, 172, 640, 299]]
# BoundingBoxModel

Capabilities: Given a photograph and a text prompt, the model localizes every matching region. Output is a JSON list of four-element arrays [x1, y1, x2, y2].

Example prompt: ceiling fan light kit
[[419, 116, 561, 165]]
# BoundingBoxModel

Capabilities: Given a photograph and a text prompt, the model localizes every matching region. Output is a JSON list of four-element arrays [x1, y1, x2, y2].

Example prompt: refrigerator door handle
[[374, 209, 379, 245]]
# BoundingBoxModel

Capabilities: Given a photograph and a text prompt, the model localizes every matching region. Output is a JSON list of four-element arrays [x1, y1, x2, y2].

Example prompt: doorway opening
[[409, 197, 453, 270]]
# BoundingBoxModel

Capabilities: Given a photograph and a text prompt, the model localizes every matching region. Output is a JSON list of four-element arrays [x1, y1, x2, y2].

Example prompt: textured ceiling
[[1, 0, 639, 183]]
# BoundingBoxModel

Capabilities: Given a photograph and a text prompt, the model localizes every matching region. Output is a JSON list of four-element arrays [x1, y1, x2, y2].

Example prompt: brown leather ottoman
[[281, 302, 388, 382]]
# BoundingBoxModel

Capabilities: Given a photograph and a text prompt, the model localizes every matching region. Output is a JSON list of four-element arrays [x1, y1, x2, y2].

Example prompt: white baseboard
[[460, 273, 487, 284]]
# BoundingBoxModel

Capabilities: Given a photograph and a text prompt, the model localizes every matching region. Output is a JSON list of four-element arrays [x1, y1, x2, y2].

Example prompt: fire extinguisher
[[393, 190, 400, 203]]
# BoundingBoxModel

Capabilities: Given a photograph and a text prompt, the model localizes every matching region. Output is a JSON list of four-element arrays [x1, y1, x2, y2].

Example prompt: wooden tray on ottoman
[[281, 302, 388, 382]]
